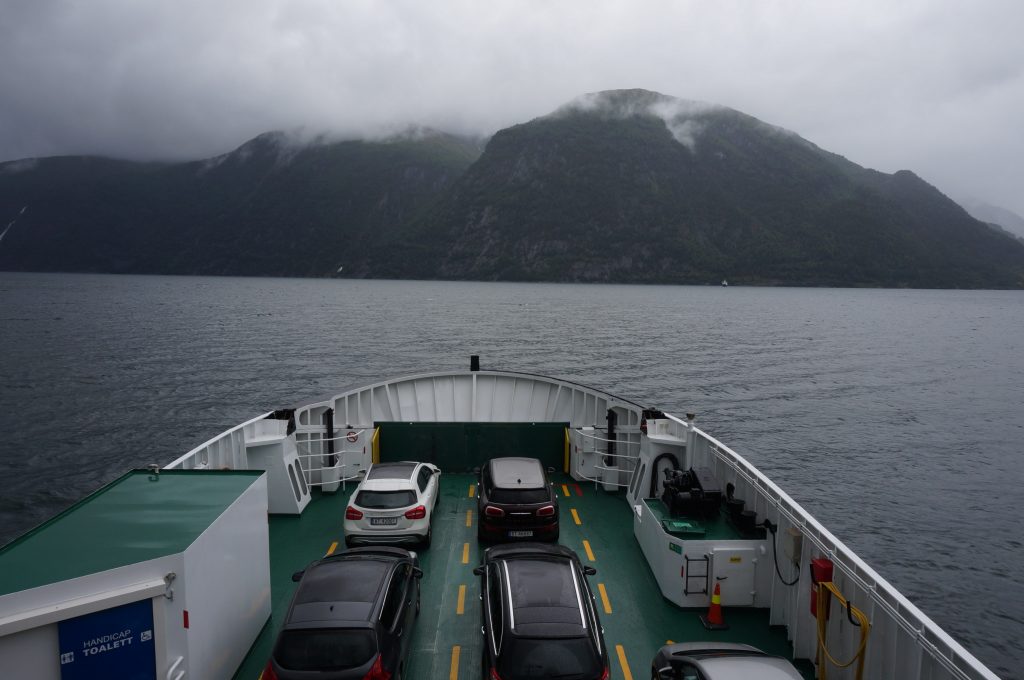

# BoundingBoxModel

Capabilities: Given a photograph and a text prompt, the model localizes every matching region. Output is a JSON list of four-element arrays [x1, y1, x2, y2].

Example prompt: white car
[[651, 642, 804, 680], [344, 461, 441, 548]]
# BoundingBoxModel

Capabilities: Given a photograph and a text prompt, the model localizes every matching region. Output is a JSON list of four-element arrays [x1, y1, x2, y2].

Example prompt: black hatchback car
[[263, 547, 422, 680], [473, 543, 608, 680], [477, 457, 559, 542]]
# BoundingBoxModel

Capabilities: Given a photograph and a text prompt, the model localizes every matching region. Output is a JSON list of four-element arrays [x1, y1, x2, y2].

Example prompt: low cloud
[[1, 1, 1022, 213], [556, 90, 719, 151]]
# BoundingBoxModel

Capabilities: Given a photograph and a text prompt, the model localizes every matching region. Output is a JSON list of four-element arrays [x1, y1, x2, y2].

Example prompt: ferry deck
[[232, 475, 815, 679], [0, 368, 1001, 680]]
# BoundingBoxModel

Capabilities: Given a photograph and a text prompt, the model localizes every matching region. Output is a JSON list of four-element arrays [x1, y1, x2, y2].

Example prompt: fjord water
[[1, 273, 1020, 676]]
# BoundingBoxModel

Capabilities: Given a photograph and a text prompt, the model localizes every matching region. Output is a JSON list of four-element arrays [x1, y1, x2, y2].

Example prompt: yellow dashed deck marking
[[462, 543, 470, 564], [465, 509, 473, 527], [457, 584, 467, 614], [582, 539, 596, 561], [571, 508, 581, 525], [562, 484, 570, 497], [326, 541, 338, 555], [666, 639, 674, 644], [468, 484, 476, 498], [449, 645, 461, 680], [615, 645, 633, 680], [598, 583, 612, 613]]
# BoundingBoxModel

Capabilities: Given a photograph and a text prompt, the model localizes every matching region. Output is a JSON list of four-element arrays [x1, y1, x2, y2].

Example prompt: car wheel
[[344, 536, 354, 548], [416, 587, 421, 616], [423, 526, 432, 549], [550, 528, 560, 543]]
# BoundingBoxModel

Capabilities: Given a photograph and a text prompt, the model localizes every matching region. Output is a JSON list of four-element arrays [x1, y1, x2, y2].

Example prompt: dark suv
[[263, 547, 422, 680], [477, 457, 559, 542], [473, 543, 608, 680]]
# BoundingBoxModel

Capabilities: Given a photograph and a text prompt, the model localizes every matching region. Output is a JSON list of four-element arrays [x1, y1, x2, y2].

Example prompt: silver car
[[651, 642, 803, 680], [344, 461, 441, 548]]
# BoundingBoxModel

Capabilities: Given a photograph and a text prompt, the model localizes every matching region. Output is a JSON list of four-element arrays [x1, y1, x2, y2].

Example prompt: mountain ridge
[[2, 89, 1023, 288]]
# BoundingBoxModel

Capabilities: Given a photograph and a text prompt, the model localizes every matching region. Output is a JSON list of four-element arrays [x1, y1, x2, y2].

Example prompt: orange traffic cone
[[700, 582, 729, 630]]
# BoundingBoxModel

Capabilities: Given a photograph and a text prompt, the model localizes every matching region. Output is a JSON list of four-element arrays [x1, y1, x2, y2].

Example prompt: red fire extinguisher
[[810, 557, 834, 619]]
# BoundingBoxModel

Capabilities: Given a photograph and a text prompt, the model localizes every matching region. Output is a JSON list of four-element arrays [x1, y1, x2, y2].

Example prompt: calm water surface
[[0, 273, 1021, 676]]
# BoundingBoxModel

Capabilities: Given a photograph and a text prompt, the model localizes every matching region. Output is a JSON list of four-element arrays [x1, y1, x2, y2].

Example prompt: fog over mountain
[[1, 1, 1022, 215], [962, 201, 1024, 241]]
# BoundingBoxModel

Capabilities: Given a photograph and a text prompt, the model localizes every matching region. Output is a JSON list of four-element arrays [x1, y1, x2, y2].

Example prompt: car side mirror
[[547, 466, 556, 474], [583, 566, 597, 576], [412, 567, 424, 579], [291, 570, 305, 582], [472, 466, 481, 476], [473, 566, 485, 576], [656, 666, 674, 679]]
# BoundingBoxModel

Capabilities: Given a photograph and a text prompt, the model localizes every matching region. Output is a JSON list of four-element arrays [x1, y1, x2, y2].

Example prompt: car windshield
[[497, 636, 600, 679], [356, 490, 416, 509], [491, 487, 549, 504], [275, 628, 376, 671]]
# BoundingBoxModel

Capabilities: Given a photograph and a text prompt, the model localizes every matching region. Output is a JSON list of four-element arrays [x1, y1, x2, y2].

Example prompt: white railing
[[294, 433, 368, 489], [680, 416, 999, 680], [570, 428, 640, 488]]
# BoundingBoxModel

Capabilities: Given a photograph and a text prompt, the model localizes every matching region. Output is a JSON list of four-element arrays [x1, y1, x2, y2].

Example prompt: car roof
[[489, 457, 545, 489], [502, 556, 585, 636], [366, 462, 418, 480], [294, 557, 391, 608], [692, 656, 804, 679], [360, 478, 417, 492], [284, 549, 414, 630], [656, 643, 803, 680]]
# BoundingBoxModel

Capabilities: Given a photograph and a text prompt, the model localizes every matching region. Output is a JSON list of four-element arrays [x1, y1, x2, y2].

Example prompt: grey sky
[[2, 0, 1022, 214]]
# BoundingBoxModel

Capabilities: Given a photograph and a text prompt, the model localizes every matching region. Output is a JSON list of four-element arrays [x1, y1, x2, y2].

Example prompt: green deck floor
[[234, 475, 814, 680]]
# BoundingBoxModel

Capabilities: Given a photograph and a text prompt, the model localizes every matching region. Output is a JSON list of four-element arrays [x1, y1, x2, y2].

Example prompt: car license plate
[[508, 530, 533, 537], [370, 517, 399, 526]]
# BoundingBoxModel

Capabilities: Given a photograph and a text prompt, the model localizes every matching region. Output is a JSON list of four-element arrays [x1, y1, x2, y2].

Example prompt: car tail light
[[484, 505, 505, 518], [346, 506, 363, 520], [404, 505, 427, 520], [489, 668, 503, 680], [536, 504, 555, 517], [599, 666, 609, 680], [261, 660, 280, 680], [362, 654, 391, 680]]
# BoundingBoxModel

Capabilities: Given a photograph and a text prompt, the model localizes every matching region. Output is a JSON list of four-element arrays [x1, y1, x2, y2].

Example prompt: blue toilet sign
[[58, 598, 156, 680]]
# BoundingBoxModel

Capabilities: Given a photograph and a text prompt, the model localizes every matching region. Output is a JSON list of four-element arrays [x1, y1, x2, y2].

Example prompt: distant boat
[[721, 279, 729, 287]]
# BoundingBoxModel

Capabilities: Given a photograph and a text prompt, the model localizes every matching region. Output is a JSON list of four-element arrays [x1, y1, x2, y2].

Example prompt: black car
[[477, 457, 559, 542], [263, 547, 422, 680], [473, 543, 608, 680]]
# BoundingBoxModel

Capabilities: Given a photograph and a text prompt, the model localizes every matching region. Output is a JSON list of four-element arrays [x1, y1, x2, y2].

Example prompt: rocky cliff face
[[378, 90, 1024, 288]]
